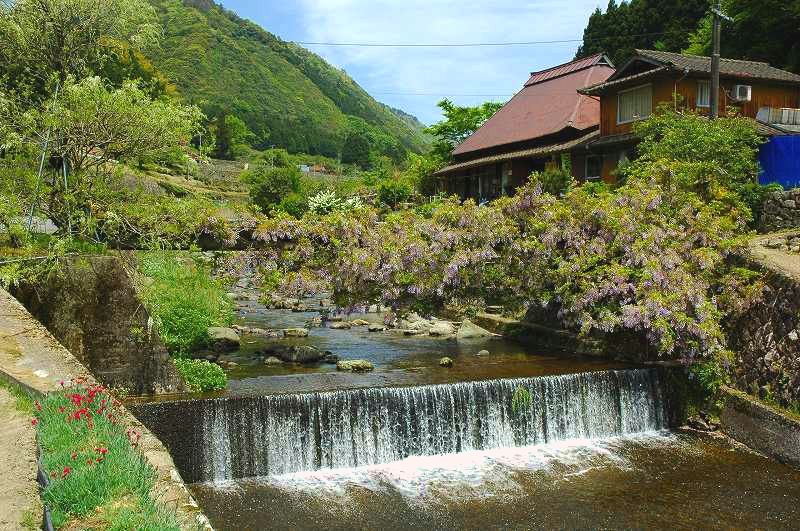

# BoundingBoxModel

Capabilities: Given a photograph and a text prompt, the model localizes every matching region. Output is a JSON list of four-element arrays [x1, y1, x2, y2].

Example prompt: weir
[[132, 368, 673, 483]]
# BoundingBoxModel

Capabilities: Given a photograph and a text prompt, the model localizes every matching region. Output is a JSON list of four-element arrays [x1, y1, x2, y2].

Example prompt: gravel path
[[0, 388, 41, 530], [749, 232, 800, 282]]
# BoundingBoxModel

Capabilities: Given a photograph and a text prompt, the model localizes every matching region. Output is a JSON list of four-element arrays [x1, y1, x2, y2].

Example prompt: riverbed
[[218, 298, 631, 396]]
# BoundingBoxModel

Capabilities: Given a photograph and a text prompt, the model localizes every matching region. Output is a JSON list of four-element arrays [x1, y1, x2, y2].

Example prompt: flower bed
[[33, 378, 182, 530]]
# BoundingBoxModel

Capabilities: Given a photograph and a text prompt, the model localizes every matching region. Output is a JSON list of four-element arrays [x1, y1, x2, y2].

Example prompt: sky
[[218, 0, 604, 125]]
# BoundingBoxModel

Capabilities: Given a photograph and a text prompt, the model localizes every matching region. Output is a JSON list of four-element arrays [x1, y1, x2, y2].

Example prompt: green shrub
[[378, 179, 413, 207], [275, 192, 309, 218], [690, 358, 729, 397], [534, 168, 573, 196], [173, 358, 227, 392], [243, 165, 302, 213], [738, 182, 783, 227], [137, 252, 234, 354]]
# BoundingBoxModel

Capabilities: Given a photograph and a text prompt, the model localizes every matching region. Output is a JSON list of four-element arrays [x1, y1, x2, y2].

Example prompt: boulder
[[368, 324, 387, 332], [477, 350, 490, 357], [306, 316, 323, 328], [322, 352, 340, 364], [264, 356, 284, 366], [207, 327, 241, 352], [283, 328, 309, 338], [350, 319, 370, 327], [439, 357, 454, 368], [456, 319, 494, 340], [280, 345, 324, 363], [429, 321, 456, 337], [337, 359, 375, 372], [330, 322, 352, 330]]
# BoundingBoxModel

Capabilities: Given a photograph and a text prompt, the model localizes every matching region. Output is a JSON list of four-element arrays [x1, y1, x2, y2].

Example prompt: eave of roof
[[435, 130, 599, 176], [579, 67, 669, 95], [580, 49, 800, 96]]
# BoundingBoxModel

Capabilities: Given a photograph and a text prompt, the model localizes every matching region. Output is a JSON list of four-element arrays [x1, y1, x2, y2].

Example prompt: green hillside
[[147, 0, 428, 158]]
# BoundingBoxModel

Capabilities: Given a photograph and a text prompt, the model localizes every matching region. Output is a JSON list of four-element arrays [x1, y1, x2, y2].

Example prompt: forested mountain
[[576, 0, 800, 74], [146, 0, 429, 158], [575, 0, 710, 66]]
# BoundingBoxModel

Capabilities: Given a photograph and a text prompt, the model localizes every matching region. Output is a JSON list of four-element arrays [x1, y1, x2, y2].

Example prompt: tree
[[32, 77, 202, 173], [686, 0, 800, 73], [213, 114, 255, 160], [243, 165, 302, 213], [341, 130, 371, 168], [426, 99, 503, 159], [0, 0, 160, 95], [575, 0, 709, 66]]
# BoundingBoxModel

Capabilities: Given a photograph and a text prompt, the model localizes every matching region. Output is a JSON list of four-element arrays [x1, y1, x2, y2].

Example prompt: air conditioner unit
[[731, 84, 752, 102]]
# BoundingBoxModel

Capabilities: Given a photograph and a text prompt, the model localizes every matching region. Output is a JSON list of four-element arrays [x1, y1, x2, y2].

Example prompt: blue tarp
[[759, 136, 800, 188]]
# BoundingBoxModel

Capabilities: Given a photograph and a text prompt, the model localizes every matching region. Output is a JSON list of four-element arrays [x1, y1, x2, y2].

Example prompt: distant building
[[435, 53, 615, 201]]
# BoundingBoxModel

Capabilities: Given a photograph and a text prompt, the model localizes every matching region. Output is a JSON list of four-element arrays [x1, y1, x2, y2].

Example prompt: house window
[[617, 84, 652, 124], [585, 155, 603, 181], [697, 80, 710, 108]]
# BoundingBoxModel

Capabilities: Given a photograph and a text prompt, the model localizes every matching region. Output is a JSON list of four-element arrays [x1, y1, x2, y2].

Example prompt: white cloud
[[295, 0, 601, 123]]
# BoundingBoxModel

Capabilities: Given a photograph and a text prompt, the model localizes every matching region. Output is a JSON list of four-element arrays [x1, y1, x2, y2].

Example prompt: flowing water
[[134, 368, 669, 483], [132, 299, 800, 529], [191, 432, 800, 530]]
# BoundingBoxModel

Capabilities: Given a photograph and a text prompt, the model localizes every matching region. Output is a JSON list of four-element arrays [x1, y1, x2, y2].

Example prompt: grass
[[0, 378, 34, 413], [137, 252, 234, 356], [34, 379, 183, 530]]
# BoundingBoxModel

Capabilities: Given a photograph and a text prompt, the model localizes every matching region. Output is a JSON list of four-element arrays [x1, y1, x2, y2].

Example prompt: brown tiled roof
[[637, 49, 800, 83], [436, 130, 599, 175], [452, 54, 614, 157], [581, 49, 800, 95], [525, 53, 613, 86]]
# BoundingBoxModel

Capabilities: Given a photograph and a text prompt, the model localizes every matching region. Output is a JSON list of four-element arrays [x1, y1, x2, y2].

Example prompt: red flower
[[58, 406, 65, 413], [95, 447, 108, 455], [31, 418, 38, 426], [35, 401, 42, 412], [61, 466, 71, 479]]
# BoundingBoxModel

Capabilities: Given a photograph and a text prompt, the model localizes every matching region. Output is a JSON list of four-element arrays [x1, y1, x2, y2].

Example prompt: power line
[[294, 30, 683, 48]]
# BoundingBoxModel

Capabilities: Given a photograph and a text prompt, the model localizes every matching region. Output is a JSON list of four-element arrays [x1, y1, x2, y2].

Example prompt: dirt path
[[748, 232, 800, 282], [0, 388, 41, 530]]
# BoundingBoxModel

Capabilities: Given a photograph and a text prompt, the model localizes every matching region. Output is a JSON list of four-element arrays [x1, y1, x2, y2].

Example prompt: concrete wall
[[720, 386, 800, 467], [13, 255, 185, 395], [760, 188, 800, 233]]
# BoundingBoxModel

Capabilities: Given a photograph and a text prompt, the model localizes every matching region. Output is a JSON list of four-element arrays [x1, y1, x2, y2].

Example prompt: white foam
[[220, 432, 678, 504]]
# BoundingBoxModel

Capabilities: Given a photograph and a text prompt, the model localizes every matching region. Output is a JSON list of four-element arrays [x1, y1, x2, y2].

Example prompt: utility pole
[[710, 1, 733, 119]]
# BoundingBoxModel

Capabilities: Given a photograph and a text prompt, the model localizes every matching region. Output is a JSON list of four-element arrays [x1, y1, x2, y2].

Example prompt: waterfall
[[132, 368, 671, 483]]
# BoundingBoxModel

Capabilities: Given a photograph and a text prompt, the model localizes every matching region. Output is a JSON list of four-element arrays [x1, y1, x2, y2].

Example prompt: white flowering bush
[[308, 190, 364, 215]]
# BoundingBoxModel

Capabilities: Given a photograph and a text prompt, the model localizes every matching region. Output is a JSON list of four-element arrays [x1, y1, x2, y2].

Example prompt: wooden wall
[[599, 75, 800, 137]]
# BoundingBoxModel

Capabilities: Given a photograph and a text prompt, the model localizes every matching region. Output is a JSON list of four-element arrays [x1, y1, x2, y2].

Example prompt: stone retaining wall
[[0, 287, 211, 529], [760, 188, 800, 233], [726, 246, 800, 408]]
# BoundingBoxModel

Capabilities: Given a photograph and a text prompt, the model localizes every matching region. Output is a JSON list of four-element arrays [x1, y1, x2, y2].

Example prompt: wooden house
[[434, 53, 615, 201], [577, 49, 800, 182]]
